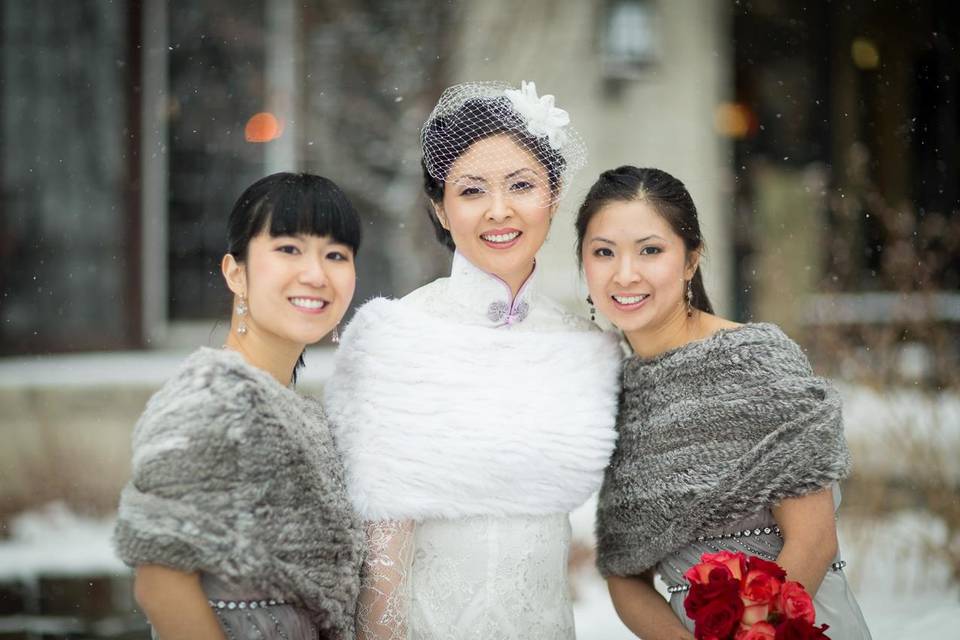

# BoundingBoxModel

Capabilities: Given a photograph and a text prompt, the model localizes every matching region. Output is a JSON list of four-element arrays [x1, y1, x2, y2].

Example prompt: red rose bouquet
[[682, 551, 831, 639]]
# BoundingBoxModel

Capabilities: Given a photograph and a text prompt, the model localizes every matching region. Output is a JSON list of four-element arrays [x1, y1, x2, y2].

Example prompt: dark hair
[[228, 172, 361, 260], [226, 172, 361, 382], [421, 96, 566, 250], [574, 166, 714, 315]]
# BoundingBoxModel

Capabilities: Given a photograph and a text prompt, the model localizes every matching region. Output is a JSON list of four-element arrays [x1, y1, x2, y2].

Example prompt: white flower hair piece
[[420, 80, 587, 208], [504, 81, 570, 150]]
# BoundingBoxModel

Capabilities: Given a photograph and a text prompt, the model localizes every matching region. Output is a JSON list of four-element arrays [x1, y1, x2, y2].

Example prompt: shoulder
[[133, 348, 273, 457], [721, 323, 812, 376]]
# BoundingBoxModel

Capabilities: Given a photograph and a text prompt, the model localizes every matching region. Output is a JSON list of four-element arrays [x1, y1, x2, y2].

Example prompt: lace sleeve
[[356, 520, 414, 640]]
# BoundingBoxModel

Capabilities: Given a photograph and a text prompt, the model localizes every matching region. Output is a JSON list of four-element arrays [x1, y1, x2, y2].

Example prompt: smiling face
[[437, 134, 555, 290], [223, 232, 356, 347], [581, 199, 698, 336]]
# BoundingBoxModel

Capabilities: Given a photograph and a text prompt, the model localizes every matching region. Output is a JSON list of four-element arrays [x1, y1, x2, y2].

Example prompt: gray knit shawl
[[113, 348, 363, 638], [596, 324, 852, 577]]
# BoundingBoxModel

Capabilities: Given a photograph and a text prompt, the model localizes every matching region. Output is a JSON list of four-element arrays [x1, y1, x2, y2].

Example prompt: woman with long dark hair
[[578, 166, 872, 639]]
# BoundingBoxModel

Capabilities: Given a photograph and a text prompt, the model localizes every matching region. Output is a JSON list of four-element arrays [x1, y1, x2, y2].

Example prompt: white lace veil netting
[[420, 81, 587, 208]]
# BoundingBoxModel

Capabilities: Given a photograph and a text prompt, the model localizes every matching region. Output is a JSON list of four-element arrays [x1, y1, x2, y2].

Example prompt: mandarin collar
[[448, 251, 537, 328]]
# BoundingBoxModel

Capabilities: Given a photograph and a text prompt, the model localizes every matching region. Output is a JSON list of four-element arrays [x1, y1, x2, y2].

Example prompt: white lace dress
[[326, 252, 623, 640]]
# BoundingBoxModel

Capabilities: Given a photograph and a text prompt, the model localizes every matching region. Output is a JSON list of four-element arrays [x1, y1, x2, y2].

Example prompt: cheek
[[331, 266, 357, 304]]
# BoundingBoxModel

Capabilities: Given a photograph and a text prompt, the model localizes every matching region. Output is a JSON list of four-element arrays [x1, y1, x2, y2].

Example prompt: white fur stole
[[325, 297, 622, 522]]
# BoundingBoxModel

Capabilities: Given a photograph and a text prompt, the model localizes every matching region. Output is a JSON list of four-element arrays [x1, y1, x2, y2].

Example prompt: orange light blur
[[245, 112, 283, 142], [714, 102, 756, 139]]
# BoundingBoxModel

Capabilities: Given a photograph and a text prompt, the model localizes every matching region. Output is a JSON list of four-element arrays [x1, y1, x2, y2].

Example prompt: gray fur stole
[[113, 348, 363, 638], [595, 324, 851, 577]]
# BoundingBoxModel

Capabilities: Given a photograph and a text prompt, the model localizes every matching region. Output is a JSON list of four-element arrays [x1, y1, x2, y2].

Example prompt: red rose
[[741, 600, 772, 626], [685, 568, 741, 621], [692, 594, 745, 640], [736, 621, 777, 640], [746, 556, 787, 582], [778, 582, 816, 624], [775, 619, 831, 639], [685, 550, 749, 585], [741, 568, 781, 611]]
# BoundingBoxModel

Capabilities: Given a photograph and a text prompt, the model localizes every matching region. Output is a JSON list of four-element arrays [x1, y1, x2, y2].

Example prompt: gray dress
[[115, 348, 363, 640], [658, 485, 871, 639]]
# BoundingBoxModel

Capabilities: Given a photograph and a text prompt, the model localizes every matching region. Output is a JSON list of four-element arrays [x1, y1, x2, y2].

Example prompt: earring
[[586, 295, 596, 323], [236, 294, 248, 335], [685, 280, 694, 318], [331, 324, 340, 344]]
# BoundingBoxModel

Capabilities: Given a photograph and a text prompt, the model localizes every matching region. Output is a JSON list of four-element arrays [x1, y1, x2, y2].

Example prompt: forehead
[[588, 199, 680, 240], [447, 134, 543, 180]]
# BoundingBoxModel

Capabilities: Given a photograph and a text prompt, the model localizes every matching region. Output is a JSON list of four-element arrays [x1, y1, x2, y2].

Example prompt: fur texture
[[596, 324, 852, 577], [113, 348, 363, 637], [325, 297, 622, 522]]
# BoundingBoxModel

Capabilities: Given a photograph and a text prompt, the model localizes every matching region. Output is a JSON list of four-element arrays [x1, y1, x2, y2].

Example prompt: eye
[[639, 246, 663, 256], [326, 250, 352, 262], [276, 244, 301, 255], [460, 186, 484, 197], [592, 247, 614, 258], [510, 180, 534, 191]]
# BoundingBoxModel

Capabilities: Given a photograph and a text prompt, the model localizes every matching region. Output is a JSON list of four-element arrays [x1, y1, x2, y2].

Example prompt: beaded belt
[[208, 597, 288, 611], [666, 560, 848, 594], [696, 524, 782, 542]]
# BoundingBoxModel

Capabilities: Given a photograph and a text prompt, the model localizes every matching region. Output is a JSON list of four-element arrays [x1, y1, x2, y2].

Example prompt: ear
[[221, 253, 247, 297], [548, 201, 559, 221], [684, 248, 702, 281], [432, 203, 450, 230]]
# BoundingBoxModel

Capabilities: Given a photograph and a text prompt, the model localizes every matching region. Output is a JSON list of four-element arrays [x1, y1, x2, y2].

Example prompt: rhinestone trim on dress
[[696, 525, 781, 542], [208, 598, 288, 611]]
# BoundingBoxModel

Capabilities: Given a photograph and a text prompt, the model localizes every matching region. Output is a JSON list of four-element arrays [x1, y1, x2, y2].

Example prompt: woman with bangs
[[325, 82, 622, 639], [114, 173, 364, 640]]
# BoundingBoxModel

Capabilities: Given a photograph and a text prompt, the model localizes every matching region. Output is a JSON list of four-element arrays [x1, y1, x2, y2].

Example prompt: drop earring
[[586, 295, 596, 323], [685, 280, 694, 318], [331, 324, 340, 344], [236, 293, 248, 335]]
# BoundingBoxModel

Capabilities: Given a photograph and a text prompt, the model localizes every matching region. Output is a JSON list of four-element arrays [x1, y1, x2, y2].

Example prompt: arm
[[772, 486, 839, 594], [134, 565, 226, 640], [608, 572, 695, 640], [356, 520, 415, 640]]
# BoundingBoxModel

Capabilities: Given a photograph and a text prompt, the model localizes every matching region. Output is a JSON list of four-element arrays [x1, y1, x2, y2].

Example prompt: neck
[[625, 305, 704, 359], [223, 318, 303, 387], [498, 260, 536, 299]]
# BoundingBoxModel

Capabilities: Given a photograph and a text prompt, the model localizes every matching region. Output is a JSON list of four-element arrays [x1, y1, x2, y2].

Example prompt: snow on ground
[[0, 503, 957, 637], [0, 503, 125, 580]]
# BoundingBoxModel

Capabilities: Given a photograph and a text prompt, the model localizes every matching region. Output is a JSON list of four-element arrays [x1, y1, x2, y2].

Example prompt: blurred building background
[[1, 1, 958, 638]]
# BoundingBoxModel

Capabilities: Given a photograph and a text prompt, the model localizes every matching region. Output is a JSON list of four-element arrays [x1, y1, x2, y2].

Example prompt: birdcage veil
[[420, 81, 587, 207]]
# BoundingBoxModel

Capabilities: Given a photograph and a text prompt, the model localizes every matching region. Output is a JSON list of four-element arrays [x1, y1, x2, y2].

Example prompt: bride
[[325, 81, 622, 639]]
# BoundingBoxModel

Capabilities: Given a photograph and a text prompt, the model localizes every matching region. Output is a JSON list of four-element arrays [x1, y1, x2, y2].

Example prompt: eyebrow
[[590, 234, 665, 245], [448, 167, 542, 184]]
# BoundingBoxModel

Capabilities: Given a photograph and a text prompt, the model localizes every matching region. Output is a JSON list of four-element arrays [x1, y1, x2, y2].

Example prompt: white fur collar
[[325, 296, 622, 521]]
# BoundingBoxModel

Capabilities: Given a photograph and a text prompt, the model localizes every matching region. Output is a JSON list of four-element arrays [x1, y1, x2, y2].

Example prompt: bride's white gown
[[326, 252, 622, 640]]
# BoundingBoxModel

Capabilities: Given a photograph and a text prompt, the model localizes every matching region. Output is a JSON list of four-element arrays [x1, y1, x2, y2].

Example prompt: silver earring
[[685, 280, 694, 318], [331, 324, 340, 344], [586, 295, 596, 323], [236, 294, 248, 335]]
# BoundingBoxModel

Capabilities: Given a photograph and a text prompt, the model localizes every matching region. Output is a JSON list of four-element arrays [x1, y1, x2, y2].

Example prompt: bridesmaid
[[113, 173, 364, 639], [577, 166, 872, 639]]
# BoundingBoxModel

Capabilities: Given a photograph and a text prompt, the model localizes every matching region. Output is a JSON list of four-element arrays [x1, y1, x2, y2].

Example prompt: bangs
[[241, 174, 362, 254]]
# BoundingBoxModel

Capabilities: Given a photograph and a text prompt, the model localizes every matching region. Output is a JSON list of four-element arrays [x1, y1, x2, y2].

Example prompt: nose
[[298, 254, 329, 289], [613, 254, 640, 288], [485, 189, 513, 222]]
